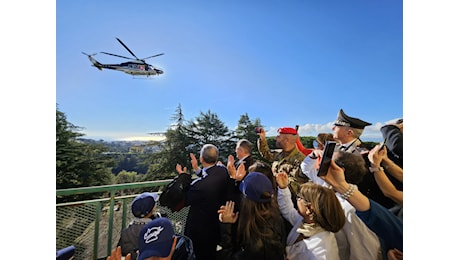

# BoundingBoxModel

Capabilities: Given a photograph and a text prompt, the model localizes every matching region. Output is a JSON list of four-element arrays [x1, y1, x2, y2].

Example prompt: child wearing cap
[[137, 217, 196, 260], [137, 217, 177, 260], [108, 217, 196, 260], [117, 192, 161, 260]]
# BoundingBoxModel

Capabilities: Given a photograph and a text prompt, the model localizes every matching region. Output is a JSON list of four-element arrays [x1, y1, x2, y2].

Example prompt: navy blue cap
[[138, 217, 175, 259], [131, 192, 159, 218], [56, 245, 75, 260], [239, 172, 274, 202]]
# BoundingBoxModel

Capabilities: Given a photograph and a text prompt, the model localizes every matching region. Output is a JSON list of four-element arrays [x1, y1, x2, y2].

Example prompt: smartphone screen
[[317, 141, 337, 177]]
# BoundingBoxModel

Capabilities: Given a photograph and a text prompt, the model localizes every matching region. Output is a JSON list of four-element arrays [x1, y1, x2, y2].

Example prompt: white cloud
[[84, 118, 402, 142], [264, 119, 401, 142]]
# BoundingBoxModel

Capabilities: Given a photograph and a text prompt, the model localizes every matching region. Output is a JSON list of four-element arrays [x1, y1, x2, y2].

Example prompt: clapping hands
[[218, 201, 239, 223]]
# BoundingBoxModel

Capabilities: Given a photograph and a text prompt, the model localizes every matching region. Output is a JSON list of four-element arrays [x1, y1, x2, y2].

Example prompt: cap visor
[[138, 239, 173, 259]]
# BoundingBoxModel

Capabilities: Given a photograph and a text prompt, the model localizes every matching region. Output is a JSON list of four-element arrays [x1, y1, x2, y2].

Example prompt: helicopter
[[82, 37, 164, 77]]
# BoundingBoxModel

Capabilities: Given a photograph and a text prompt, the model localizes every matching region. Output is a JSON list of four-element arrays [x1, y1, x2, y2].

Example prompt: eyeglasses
[[296, 193, 309, 204]]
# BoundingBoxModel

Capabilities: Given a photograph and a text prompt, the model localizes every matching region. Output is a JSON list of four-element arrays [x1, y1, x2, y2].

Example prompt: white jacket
[[300, 156, 382, 260], [278, 187, 340, 260]]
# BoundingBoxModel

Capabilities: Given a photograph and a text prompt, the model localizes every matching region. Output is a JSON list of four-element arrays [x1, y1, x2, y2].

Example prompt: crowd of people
[[84, 108, 403, 260]]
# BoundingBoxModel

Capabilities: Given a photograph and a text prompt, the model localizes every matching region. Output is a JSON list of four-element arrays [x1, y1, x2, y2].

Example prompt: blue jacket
[[356, 199, 403, 253]]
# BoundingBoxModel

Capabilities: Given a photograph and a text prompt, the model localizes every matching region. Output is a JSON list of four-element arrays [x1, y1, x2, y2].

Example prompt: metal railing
[[56, 180, 190, 260]]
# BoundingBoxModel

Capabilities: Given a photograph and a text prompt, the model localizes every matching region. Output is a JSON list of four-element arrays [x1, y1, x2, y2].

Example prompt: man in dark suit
[[226, 139, 255, 180], [176, 144, 231, 260], [225, 139, 256, 211]]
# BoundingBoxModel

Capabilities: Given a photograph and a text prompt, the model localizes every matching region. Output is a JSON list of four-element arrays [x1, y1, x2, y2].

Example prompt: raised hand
[[368, 145, 386, 167], [190, 153, 199, 171], [320, 159, 347, 189], [276, 171, 289, 189], [218, 201, 239, 223], [235, 163, 247, 181], [176, 163, 187, 175], [226, 155, 237, 178], [107, 246, 131, 260]]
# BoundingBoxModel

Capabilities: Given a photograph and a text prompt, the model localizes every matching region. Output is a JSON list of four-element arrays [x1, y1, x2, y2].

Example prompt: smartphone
[[317, 141, 337, 177], [379, 138, 387, 151]]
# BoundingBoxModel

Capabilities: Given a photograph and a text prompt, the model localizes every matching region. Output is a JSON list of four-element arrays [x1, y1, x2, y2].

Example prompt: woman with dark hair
[[218, 172, 286, 260], [276, 173, 346, 260]]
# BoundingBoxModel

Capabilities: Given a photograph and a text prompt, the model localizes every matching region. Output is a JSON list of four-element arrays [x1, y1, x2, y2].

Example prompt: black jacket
[[217, 222, 286, 260]]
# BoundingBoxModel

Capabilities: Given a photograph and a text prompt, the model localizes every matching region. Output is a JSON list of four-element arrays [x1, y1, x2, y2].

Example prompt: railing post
[[93, 201, 101, 260], [122, 198, 128, 230], [107, 190, 116, 256]]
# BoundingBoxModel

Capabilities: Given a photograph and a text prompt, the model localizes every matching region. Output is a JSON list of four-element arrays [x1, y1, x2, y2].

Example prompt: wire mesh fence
[[56, 181, 189, 259]]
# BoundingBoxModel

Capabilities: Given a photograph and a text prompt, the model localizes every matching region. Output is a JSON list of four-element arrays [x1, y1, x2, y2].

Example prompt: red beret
[[277, 127, 298, 135]]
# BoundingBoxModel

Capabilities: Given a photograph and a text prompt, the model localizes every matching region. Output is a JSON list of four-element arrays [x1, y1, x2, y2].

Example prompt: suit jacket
[[235, 155, 255, 172], [184, 164, 231, 259], [380, 125, 403, 168]]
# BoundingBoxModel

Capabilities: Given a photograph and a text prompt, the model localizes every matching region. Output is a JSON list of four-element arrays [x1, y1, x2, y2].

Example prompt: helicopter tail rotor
[[82, 52, 103, 70]]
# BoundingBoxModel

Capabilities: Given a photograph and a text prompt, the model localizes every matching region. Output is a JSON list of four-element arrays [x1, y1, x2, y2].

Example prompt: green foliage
[[184, 109, 236, 163], [142, 106, 267, 180], [56, 106, 114, 202], [58, 102, 383, 194], [115, 170, 138, 183], [112, 154, 149, 174], [142, 104, 196, 181]]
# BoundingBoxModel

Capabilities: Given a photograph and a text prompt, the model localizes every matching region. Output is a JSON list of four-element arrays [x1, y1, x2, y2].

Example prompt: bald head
[[200, 144, 219, 164]]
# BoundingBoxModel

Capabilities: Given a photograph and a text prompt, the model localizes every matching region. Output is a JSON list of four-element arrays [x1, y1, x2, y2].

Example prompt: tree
[[56, 106, 114, 202], [142, 104, 195, 180], [115, 170, 138, 184], [185, 109, 235, 162]]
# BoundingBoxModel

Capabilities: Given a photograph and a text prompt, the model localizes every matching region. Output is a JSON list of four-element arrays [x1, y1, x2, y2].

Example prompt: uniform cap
[[131, 192, 159, 218], [277, 127, 298, 135], [239, 172, 274, 202], [138, 217, 175, 260], [334, 109, 371, 129]]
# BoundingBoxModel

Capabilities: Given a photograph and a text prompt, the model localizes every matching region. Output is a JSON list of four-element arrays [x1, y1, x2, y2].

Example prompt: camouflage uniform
[[257, 138, 308, 197]]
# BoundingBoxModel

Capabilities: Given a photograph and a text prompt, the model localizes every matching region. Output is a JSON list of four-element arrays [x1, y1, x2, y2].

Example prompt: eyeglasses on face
[[296, 193, 309, 204]]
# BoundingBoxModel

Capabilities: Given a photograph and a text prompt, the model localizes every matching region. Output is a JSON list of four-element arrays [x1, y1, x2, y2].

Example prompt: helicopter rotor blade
[[82, 52, 97, 57], [116, 37, 139, 60], [100, 52, 135, 60], [141, 53, 164, 60]]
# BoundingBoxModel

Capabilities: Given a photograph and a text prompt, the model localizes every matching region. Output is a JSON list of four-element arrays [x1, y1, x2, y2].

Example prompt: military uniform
[[257, 127, 307, 199], [336, 138, 368, 155], [334, 109, 399, 209]]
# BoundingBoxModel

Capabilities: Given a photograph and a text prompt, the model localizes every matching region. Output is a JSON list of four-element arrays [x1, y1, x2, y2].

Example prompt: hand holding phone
[[379, 138, 387, 151], [317, 141, 337, 177]]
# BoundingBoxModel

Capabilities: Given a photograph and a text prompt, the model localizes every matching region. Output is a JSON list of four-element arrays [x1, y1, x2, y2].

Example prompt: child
[[117, 192, 160, 259]]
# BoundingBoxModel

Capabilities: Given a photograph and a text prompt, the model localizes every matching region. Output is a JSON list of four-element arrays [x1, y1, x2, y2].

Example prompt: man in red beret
[[256, 127, 308, 205]]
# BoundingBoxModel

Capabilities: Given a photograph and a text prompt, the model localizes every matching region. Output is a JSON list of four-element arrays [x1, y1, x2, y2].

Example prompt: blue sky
[[5, 1, 460, 257], [56, 1, 403, 142]]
